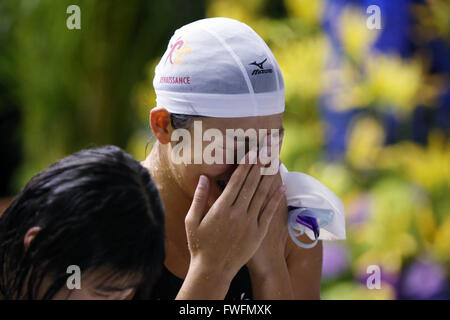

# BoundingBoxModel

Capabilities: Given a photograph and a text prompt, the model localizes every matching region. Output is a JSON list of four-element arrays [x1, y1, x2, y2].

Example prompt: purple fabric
[[288, 206, 320, 239]]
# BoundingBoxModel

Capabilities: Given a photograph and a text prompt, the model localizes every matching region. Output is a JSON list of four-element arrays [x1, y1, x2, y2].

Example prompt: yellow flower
[[284, 0, 324, 25], [339, 7, 380, 62], [206, 0, 261, 24], [346, 116, 385, 170], [416, 205, 438, 245], [364, 55, 423, 115], [275, 36, 327, 103], [432, 216, 450, 262], [322, 281, 395, 300], [308, 162, 353, 197], [377, 131, 450, 191]]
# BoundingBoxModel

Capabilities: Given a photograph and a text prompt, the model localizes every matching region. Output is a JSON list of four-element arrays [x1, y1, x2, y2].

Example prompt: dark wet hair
[[170, 113, 204, 129], [0, 145, 165, 299]]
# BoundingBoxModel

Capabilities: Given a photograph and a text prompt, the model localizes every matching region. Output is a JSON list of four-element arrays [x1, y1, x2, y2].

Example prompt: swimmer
[[0, 146, 165, 299], [138, 18, 324, 300]]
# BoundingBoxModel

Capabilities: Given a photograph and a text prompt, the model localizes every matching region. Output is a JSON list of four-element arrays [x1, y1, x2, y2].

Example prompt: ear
[[24, 226, 41, 250], [150, 107, 172, 144]]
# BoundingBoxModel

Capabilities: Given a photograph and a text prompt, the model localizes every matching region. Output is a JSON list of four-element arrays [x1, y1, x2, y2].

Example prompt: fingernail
[[198, 175, 208, 187]]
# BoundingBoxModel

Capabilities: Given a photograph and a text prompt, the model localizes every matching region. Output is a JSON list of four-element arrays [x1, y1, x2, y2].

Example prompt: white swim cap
[[153, 17, 285, 118]]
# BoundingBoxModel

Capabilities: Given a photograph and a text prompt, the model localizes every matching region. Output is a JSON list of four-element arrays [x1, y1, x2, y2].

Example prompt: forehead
[[82, 268, 141, 289], [201, 113, 283, 131]]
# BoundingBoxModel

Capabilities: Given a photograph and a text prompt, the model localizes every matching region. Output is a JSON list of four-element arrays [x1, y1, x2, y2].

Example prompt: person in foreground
[[0, 146, 165, 299], [136, 17, 323, 300]]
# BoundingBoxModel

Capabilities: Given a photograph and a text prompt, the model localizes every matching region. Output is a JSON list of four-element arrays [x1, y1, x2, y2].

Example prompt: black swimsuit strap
[[142, 265, 253, 300]]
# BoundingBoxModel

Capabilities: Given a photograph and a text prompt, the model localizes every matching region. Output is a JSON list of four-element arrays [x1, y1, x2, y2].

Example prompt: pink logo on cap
[[165, 37, 191, 67]]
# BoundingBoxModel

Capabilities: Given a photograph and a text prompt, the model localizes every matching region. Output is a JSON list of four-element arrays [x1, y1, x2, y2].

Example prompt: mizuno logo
[[249, 57, 273, 76], [249, 58, 267, 69]]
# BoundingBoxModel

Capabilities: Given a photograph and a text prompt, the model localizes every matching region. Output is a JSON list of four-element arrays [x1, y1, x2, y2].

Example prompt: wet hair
[[0, 145, 165, 299], [170, 113, 204, 129]]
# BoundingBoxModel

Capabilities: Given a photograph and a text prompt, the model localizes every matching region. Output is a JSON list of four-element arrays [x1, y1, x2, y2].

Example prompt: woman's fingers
[[219, 149, 257, 205], [186, 175, 210, 227], [260, 170, 283, 213], [259, 185, 286, 233], [234, 159, 265, 210], [247, 173, 278, 217]]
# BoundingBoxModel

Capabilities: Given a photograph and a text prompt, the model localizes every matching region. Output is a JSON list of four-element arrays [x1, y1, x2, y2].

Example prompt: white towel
[[280, 164, 346, 248]]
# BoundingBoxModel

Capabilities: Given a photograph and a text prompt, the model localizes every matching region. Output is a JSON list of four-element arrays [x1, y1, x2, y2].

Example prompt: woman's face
[[166, 113, 284, 207]]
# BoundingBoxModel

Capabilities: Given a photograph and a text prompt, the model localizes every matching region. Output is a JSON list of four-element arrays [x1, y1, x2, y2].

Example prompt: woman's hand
[[246, 171, 294, 299], [247, 171, 289, 272], [176, 150, 285, 299]]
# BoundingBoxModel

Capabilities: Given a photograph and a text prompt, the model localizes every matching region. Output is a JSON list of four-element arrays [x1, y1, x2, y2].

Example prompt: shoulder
[[284, 234, 323, 299], [285, 233, 323, 266]]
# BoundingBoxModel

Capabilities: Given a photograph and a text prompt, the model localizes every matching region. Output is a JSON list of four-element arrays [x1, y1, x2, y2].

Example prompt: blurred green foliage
[[0, 0, 205, 191]]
